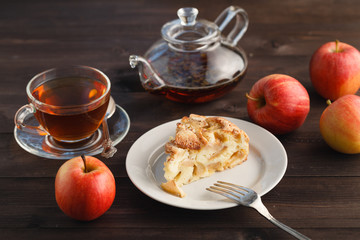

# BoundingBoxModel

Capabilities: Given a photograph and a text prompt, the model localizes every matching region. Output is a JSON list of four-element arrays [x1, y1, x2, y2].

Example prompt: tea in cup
[[14, 66, 111, 143]]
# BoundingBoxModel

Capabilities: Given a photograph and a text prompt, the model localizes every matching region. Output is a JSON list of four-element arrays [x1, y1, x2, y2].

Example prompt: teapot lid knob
[[177, 7, 198, 26]]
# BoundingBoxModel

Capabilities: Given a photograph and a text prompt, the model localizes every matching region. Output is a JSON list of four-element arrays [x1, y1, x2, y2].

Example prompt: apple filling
[[161, 114, 249, 198]]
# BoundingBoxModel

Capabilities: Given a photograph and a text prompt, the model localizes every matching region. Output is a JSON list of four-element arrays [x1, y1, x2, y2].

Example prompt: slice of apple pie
[[161, 114, 249, 197]]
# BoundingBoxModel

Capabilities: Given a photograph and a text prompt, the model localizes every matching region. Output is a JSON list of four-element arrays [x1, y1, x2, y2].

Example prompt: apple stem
[[335, 39, 340, 53], [326, 99, 332, 106], [245, 92, 259, 101], [81, 155, 87, 173]]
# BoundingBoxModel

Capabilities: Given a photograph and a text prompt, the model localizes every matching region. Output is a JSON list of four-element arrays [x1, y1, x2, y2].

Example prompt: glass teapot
[[129, 6, 248, 103]]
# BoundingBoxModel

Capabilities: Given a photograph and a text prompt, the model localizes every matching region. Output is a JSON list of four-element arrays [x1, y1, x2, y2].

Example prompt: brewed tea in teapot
[[130, 6, 248, 103]]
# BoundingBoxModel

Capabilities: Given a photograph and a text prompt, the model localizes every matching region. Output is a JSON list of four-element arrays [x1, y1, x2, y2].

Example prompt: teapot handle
[[215, 6, 249, 46]]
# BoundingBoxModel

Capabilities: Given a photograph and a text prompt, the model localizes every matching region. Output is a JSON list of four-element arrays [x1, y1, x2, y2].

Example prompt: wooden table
[[1, 0, 360, 239]]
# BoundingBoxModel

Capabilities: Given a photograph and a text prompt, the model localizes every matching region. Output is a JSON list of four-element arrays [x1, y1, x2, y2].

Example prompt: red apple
[[320, 94, 360, 154], [55, 155, 116, 221], [246, 74, 310, 135], [310, 40, 360, 100]]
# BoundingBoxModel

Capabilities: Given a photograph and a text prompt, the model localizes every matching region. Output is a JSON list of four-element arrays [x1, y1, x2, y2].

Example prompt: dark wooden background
[[1, 0, 360, 239]]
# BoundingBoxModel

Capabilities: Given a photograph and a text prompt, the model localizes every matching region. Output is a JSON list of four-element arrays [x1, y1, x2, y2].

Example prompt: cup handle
[[14, 104, 48, 136], [214, 6, 249, 46]]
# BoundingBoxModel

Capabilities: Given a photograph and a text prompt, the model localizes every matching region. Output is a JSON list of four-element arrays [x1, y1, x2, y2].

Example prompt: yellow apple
[[320, 95, 360, 154]]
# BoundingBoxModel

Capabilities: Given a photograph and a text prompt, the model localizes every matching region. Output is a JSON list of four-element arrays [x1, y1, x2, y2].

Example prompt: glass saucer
[[14, 105, 130, 159]]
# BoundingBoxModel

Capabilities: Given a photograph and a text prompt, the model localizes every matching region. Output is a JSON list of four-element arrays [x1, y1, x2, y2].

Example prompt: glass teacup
[[14, 66, 111, 144]]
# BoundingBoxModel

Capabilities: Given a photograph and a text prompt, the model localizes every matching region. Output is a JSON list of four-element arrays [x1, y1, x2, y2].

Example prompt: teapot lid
[[161, 7, 220, 50]]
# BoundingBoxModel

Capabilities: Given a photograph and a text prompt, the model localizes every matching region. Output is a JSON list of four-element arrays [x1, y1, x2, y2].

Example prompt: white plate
[[126, 117, 287, 210]]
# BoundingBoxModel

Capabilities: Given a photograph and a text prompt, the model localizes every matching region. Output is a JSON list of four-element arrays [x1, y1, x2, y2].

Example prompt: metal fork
[[207, 181, 311, 240]]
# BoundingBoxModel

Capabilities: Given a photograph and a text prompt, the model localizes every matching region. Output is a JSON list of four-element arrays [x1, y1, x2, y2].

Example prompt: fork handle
[[266, 215, 311, 240], [253, 201, 311, 240]]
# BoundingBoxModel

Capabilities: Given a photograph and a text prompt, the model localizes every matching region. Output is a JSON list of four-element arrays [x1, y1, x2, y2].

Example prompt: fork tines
[[207, 182, 311, 240], [206, 181, 250, 203]]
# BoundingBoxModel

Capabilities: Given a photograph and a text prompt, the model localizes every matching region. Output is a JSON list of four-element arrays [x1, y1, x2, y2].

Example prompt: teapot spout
[[129, 55, 166, 91], [129, 55, 141, 68]]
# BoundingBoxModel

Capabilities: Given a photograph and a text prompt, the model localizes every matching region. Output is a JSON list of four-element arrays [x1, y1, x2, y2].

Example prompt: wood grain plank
[[1, 0, 360, 239]]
